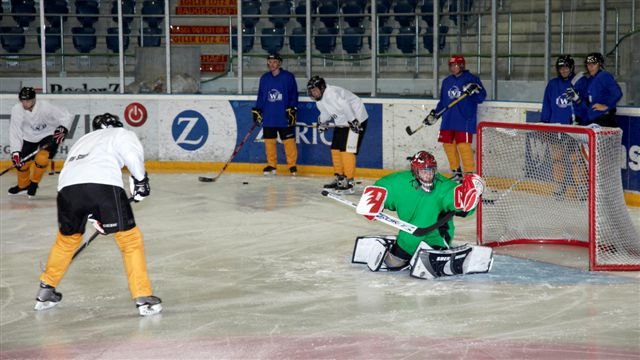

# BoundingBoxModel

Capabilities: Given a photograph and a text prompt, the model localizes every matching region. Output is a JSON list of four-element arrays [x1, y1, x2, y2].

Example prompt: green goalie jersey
[[373, 170, 472, 254]]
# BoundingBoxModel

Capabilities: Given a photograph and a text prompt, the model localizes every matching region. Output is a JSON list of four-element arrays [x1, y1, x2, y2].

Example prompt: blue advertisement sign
[[227, 100, 383, 168], [525, 111, 640, 192], [171, 110, 209, 151]]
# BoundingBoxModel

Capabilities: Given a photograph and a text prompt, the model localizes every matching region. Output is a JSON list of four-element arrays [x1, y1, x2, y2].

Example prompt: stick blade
[[198, 176, 215, 182], [405, 126, 415, 135]]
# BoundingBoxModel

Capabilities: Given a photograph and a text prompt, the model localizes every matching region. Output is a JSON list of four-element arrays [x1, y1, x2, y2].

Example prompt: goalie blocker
[[352, 236, 493, 279]]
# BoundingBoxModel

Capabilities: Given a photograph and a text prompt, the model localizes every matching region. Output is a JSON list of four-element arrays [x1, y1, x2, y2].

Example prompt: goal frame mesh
[[476, 121, 640, 271]]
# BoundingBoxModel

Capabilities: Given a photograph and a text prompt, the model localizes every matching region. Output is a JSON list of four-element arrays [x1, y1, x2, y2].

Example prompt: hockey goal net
[[477, 121, 640, 271]]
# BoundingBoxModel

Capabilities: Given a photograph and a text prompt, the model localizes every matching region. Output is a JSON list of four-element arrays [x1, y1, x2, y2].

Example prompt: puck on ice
[[242, 181, 249, 185]]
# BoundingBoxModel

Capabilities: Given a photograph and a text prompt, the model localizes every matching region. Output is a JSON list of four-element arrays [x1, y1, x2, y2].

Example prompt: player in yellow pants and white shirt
[[307, 76, 368, 194], [35, 113, 161, 316]]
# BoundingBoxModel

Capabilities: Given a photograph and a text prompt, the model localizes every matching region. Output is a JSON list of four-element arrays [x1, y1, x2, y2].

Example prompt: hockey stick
[[198, 122, 259, 183], [321, 190, 454, 237], [295, 122, 337, 129], [72, 198, 135, 261], [0, 146, 47, 176], [406, 92, 470, 136]]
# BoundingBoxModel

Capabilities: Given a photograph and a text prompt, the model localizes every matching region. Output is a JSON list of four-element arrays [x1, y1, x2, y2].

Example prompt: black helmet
[[92, 113, 123, 130], [266, 53, 283, 62], [19, 87, 36, 101], [555, 55, 575, 75], [585, 52, 605, 66], [307, 76, 327, 99]]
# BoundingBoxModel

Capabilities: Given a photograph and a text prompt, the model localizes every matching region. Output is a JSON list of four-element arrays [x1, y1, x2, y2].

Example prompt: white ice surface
[[1, 172, 639, 359]]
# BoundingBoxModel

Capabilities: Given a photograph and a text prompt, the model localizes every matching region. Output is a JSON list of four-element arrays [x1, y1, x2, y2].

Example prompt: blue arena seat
[[393, 0, 416, 27], [44, 0, 69, 28], [396, 26, 416, 54], [341, 1, 364, 28], [11, 0, 36, 27], [289, 26, 306, 54], [294, 2, 316, 27], [141, 0, 164, 28], [71, 26, 96, 53], [241, 1, 261, 29], [342, 26, 363, 54], [314, 26, 337, 54], [317, 0, 338, 28], [231, 26, 255, 53], [37, 26, 62, 53], [261, 27, 285, 54], [106, 27, 131, 52], [111, 0, 135, 29], [138, 26, 162, 47], [368, 25, 392, 54], [1, 26, 26, 53], [75, 0, 99, 28], [268, 1, 291, 28]]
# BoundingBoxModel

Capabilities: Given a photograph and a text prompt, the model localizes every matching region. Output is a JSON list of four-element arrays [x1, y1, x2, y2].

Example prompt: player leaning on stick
[[351, 151, 491, 278], [34, 113, 161, 316], [253, 53, 299, 176], [307, 76, 368, 194], [8, 87, 72, 197], [428, 55, 486, 182], [581, 52, 622, 128]]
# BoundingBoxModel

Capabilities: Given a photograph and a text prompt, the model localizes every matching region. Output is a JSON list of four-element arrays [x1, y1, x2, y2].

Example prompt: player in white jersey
[[307, 76, 368, 194], [8, 87, 72, 197], [34, 113, 162, 316]]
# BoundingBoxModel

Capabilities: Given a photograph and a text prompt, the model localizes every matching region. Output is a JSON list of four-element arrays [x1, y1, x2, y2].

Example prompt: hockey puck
[[242, 181, 249, 185]]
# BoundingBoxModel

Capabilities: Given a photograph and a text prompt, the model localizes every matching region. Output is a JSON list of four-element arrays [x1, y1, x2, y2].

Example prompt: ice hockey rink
[[1, 172, 639, 359]]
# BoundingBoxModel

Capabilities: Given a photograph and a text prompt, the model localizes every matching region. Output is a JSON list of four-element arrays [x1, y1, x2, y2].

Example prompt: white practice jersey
[[315, 85, 368, 126], [58, 128, 146, 191], [10, 100, 72, 152]]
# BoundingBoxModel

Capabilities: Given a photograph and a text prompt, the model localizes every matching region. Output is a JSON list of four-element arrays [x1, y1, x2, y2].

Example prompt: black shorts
[[263, 126, 295, 140], [330, 120, 368, 155], [21, 135, 59, 159], [57, 184, 136, 235]]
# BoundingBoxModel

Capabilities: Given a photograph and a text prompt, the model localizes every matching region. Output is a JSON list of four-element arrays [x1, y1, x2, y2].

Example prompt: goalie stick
[[406, 92, 470, 136], [321, 190, 454, 237], [0, 145, 48, 176], [198, 122, 259, 183]]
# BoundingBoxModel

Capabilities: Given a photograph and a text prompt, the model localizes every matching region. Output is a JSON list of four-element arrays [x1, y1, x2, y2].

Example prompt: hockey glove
[[423, 109, 438, 125], [286, 107, 297, 127], [130, 173, 150, 202], [566, 87, 581, 104], [251, 108, 263, 126], [87, 214, 106, 235], [317, 121, 330, 133], [53, 125, 69, 144], [454, 173, 485, 212], [462, 83, 481, 96], [11, 151, 24, 168], [348, 119, 361, 133]]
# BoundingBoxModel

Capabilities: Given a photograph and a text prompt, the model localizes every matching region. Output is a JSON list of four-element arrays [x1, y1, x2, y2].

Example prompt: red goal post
[[476, 121, 640, 271]]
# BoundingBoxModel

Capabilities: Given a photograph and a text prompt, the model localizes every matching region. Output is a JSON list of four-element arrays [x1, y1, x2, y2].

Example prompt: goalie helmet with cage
[[555, 55, 575, 76], [410, 151, 438, 192], [307, 75, 327, 100], [92, 113, 123, 130]]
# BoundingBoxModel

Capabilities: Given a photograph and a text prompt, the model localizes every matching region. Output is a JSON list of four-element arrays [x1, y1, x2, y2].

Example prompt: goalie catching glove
[[251, 108, 263, 126], [130, 173, 150, 202], [454, 173, 485, 212]]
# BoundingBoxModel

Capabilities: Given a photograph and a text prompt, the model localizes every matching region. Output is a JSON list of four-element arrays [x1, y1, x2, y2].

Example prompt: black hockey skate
[[334, 176, 354, 195], [323, 174, 340, 189], [8, 183, 30, 195], [263, 166, 276, 176], [27, 182, 38, 197], [34, 282, 62, 311], [289, 166, 297, 177]]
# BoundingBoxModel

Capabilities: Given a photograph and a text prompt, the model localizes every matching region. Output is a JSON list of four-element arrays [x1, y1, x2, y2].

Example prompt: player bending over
[[34, 113, 161, 316], [352, 151, 493, 279]]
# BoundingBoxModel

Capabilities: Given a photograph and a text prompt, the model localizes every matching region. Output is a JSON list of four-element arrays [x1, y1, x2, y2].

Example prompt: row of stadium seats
[[4, 0, 165, 30], [232, 24, 447, 55], [0, 25, 162, 53], [242, 0, 467, 29]]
